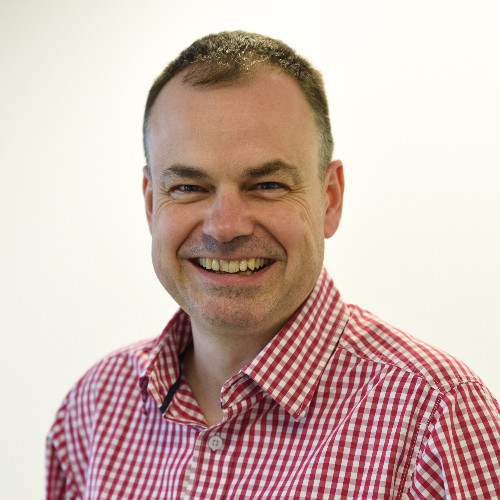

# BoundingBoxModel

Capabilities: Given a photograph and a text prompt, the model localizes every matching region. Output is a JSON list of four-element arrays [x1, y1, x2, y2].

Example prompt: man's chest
[[83, 363, 431, 499]]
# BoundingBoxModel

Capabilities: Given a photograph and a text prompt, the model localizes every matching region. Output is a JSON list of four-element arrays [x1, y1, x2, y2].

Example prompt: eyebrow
[[160, 165, 209, 184], [244, 161, 301, 183], [160, 160, 301, 184]]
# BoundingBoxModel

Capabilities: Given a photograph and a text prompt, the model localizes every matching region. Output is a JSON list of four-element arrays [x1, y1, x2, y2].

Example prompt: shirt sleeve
[[408, 381, 500, 499], [46, 434, 68, 500], [45, 395, 86, 500], [45, 369, 96, 500]]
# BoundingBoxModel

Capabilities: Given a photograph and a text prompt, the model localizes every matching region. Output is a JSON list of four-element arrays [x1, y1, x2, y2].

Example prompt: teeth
[[197, 257, 269, 274]]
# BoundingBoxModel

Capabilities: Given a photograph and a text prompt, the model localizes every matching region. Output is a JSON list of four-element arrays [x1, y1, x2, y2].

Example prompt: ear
[[323, 159, 345, 238], [142, 165, 153, 234]]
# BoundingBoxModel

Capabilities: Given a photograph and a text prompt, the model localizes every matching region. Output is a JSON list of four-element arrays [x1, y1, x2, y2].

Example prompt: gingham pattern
[[46, 269, 500, 499]]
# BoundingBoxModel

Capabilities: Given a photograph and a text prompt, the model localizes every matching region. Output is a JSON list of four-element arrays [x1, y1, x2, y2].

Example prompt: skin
[[143, 68, 344, 424]]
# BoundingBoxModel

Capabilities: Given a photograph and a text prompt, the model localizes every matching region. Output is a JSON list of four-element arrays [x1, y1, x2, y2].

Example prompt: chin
[[191, 301, 285, 338]]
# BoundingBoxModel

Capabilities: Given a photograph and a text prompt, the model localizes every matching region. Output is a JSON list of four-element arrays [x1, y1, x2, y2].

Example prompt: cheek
[[281, 201, 326, 268], [281, 195, 325, 239], [151, 208, 190, 263]]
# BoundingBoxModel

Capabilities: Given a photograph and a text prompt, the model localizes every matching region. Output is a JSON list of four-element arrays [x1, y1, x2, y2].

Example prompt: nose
[[202, 187, 254, 242]]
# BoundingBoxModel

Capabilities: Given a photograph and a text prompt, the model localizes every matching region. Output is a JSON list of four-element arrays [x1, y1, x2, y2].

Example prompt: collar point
[[287, 404, 310, 422]]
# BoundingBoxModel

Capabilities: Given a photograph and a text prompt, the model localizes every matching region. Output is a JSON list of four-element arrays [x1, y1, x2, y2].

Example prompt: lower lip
[[189, 260, 274, 284]]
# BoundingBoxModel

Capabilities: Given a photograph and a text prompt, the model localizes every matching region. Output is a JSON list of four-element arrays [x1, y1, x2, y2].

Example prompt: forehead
[[147, 69, 319, 172]]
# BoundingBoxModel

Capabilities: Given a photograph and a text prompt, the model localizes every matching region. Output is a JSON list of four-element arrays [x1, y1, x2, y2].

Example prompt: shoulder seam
[[336, 342, 474, 395]]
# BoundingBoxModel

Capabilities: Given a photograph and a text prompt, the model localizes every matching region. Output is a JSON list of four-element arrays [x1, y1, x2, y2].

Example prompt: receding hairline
[[145, 63, 266, 128], [142, 31, 334, 177]]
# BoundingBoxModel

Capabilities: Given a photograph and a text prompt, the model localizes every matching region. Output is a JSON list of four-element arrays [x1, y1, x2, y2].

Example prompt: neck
[[183, 322, 276, 426]]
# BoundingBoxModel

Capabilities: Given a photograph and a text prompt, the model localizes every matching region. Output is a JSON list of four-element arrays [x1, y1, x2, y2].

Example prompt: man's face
[[143, 69, 343, 340]]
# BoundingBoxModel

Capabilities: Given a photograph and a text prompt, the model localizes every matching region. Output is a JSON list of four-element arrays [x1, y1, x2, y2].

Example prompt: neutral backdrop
[[2, 0, 499, 497]]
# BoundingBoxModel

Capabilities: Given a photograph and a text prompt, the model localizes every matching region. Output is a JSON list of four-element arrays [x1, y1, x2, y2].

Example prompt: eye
[[254, 182, 287, 191], [167, 184, 208, 201], [171, 184, 206, 193], [248, 181, 289, 199]]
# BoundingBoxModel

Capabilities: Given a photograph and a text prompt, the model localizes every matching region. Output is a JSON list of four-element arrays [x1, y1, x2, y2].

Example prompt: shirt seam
[[403, 380, 493, 499], [336, 342, 473, 395]]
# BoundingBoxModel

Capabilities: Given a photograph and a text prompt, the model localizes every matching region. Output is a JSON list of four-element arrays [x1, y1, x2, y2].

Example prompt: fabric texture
[[46, 269, 500, 499]]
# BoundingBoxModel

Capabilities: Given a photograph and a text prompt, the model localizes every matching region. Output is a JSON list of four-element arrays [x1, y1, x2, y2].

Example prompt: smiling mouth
[[195, 257, 271, 275]]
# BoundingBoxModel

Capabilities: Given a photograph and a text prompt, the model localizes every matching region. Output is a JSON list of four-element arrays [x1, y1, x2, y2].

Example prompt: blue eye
[[167, 184, 208, 201], [173, 185, 204, 192]]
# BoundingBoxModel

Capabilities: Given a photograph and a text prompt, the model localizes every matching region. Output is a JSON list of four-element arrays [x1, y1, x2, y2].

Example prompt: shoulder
[[339, 304, 486, 394], [72, 338, 156, 396], [49, 337, 156, 436], [46, 338, 158, 493]]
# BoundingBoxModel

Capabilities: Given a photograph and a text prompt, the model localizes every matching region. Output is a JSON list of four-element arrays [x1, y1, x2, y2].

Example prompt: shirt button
[[207, 435, 224, 451]]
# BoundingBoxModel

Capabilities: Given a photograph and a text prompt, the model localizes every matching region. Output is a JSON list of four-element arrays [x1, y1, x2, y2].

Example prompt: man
[[46, 31, 500, 499]]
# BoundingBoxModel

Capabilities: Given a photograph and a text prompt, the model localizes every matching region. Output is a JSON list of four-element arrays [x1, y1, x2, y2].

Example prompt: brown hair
[[143, 31, 334, 177]]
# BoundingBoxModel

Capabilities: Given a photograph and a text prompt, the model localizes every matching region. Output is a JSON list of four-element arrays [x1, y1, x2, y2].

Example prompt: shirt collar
[[141, 309, 192, 411], [241, 268, 349, 420], [141, 268, 349, 421]]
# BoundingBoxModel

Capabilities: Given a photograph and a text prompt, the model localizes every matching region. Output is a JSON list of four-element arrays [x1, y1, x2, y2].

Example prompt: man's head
[[142, 32, 344, 340], [143, 31, 334, 179]]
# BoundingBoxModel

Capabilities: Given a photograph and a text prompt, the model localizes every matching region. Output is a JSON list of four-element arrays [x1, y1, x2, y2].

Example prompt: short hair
[[143, 31, 334, 177]]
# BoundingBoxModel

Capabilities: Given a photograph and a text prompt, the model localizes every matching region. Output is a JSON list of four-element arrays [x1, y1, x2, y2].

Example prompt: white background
[[1, 1, 499, 497]]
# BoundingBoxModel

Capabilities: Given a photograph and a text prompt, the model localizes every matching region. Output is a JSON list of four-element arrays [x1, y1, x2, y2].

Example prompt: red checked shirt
[[46, 269, 500, 499]]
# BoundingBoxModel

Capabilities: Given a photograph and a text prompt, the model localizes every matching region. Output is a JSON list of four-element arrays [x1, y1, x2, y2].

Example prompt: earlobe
[[142, 166, 153, 234], [323, 159, 344, 239]]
